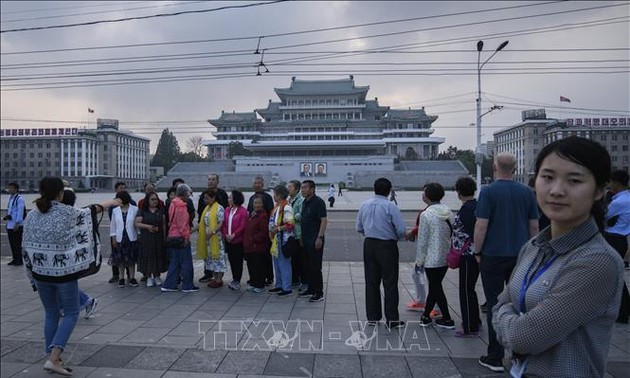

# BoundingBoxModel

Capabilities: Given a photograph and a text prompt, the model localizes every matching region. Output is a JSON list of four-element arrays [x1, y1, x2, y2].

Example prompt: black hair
[[115, 190, 132, 205], [288, 180, 301, 192], [202, 189, 216, 201], [172, 178, 185, 187], [114, 181, 126, 190], [535, 136, 611, 232], [423, 182, 445, 202], [142, 192, 160, 211], [302, 180, 315, 189], [61, 189, 77, 206], [8, 181, 19, 190], [167, 187, 177, 198], [231, 190, 245, 206], [455, 177, 477, 197], [273, 184, 289, 200], [374, 177, 392, 197], [611, 170, 629, 186], [36, 177, 64, 213]]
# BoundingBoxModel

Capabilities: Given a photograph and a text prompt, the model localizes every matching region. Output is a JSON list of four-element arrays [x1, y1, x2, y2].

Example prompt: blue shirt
[[6, 193, 25, 229], [606, 190, 630, 236], [356, 195, 407, 241], [476, 180, 539, 257]]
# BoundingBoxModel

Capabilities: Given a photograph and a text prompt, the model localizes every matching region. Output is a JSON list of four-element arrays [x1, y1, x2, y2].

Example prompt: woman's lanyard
[[519, 253, 559, 314]]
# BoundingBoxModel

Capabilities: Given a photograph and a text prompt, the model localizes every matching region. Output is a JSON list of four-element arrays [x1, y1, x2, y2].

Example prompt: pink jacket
[[221, 205, 248, 245], [168, 197, 190, 240]]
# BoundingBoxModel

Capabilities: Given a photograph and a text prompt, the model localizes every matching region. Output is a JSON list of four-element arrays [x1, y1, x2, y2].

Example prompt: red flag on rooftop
[[560, 96, 571, 103]]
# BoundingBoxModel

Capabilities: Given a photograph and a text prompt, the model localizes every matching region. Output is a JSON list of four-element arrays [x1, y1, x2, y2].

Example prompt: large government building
[[1, 118, 150, 190], [494, 109, 630, 183], [202, 76, 447, 185]]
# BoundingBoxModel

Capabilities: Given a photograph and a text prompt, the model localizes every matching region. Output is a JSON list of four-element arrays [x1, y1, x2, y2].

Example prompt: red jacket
[[168, 197, 190, 240], [221, 205, 248, 245], [243, 211, 270, 254]]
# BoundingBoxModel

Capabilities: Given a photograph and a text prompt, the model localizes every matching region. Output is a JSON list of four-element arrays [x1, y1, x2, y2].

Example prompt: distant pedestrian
[[243, 196, 270, 292], [338, 184, 343, 196], [356, 178, 407, 330], [475, 152, 539, 373], [299, 180, 328, 302], [328, 185, 335, 208], [4, 181, 25, 266], [493, 136, 623, 377]]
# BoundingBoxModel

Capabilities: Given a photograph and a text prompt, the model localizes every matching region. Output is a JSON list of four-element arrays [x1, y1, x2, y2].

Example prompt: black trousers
[[245, 253, 266, 289], [7, 227, 23, 264], [264, 251, 274, 283], [363, 238, 399, 322], [459, 254, 481, 333], [424, 266, 451, 320], [306, 242, 324, 296], [291, 244, 307, 285], [604, 232, 629, 323], [226, 242, 244, 282]]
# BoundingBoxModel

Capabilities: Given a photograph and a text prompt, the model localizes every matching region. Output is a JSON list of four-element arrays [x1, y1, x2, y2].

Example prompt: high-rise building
[[494, 109, 629, 183], [0, 118, 150, 190]]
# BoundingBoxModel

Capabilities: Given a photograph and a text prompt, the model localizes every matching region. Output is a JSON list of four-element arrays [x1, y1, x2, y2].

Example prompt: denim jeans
[[35, 279, 79, 354], [60, 289, 89, 311], [273, 251, 292, 292], [163, 244, 194, 290]]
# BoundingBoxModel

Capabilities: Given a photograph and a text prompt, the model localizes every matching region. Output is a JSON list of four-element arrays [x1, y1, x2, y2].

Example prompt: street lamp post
[[476, 40, 509, 187]]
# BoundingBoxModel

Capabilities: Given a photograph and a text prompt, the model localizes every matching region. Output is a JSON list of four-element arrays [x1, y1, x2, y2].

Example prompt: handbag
[[447, 238, 471, 269], [281, 234, 299, 258], [166, 236, 187, 248]]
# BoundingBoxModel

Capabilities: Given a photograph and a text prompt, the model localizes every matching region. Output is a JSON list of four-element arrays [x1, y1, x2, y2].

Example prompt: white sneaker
[[146, 277, 155, 287], [154, 277, 162, 286], [84, 297, 98, 319]]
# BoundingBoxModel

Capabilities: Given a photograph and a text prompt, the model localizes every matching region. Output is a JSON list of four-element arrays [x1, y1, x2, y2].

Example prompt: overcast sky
[[1, 1, 629, 154]]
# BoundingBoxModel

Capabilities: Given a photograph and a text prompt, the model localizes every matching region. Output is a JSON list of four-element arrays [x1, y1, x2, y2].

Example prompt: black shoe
[[386, 320, 405, 330], [265, 279, 274, 286], [109, 276, 119, 284], [435, 318, 455, 330], [298, 290, 314, 298], [268, 287, 282, 293], [309, 294, 324, 302], [129, 278, 139, 287], [478, 356, 504, 372], [419, 316, 432, 327], [7, 261, 16, 266], [118, 279, 125, 288], [480, 302, 488, 313], [277, 290, 292, 297], [199, 274, 212, 283]]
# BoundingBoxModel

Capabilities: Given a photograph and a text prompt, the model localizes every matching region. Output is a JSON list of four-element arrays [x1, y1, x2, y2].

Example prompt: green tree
[[438, 145, 492, 176], [151, 128, 181, 172], [228, 141, 252, 158], [179, 151, 207, 162]]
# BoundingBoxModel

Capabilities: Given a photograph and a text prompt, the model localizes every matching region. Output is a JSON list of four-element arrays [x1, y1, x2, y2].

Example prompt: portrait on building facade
[[300, 162, 313, 177], [315, 163, 327, 177]]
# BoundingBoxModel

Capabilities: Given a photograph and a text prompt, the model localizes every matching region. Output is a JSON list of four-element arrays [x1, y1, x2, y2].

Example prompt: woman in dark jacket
[[243, 196, 270, 293]]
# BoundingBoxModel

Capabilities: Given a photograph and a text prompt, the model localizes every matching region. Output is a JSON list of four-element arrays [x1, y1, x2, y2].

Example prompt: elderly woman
[[135, 192, 167, 287], [243, 196, 271, 292], [196, 190, 226, 288], [268, 184, 295, 296], [222, 190, 248, 290], [23, 177, 118, 375]]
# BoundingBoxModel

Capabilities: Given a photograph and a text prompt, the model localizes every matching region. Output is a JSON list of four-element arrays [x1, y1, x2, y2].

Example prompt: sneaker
[[268, 287, 282, 293], [181, 287, 200, 293], [199, 274, 213, 283], [455, 330, 480, 338], [109, 276, 119, 284], [129, 278, 139, 287], [154, 277, 163, 286], [277, 290, 292, 297], [386, 320, 406, 330], [478, 356, 504, 372], [265, 279, 274, 286], [146, 277, 155, 287], [252, 287, 264, 293], [228, 280, 240, 291], [84, 298, 98, 319], [160, 287, 179, 292], [406, 300, 425, 311], [140, 276, 148, 282], [298, 290, 314, 298], [419, 316, 432, 327], [208, 280, 223, 288], [309, 294, 324, 302], [118, 279, 125, 288], [435, 318, 455, 330]]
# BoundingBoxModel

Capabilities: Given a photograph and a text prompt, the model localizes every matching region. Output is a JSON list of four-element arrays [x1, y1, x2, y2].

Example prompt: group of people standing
[[356, 136, 628, 377]]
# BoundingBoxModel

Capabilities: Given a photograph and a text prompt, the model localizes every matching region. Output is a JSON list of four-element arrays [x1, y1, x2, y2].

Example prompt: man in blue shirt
[[605, 169, 630, 324], [474, 153, 539, 372], [3, 182, 25, 266], [356, 178, 407, 330]]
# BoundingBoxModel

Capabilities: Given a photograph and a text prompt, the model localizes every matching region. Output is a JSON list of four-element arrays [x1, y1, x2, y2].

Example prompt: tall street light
[[476, 39, 509, 187]]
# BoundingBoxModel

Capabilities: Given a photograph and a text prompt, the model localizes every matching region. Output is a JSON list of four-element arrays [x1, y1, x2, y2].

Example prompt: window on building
[[612, 135, 618, 141], [30, 153, 34, 158], [612, 145, 618, 152], [601, 135, 607, 141], [623, 145, 628, 152]]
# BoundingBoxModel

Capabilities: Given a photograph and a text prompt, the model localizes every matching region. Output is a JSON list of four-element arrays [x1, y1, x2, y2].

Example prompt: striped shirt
[[493, 217, 623, 377]]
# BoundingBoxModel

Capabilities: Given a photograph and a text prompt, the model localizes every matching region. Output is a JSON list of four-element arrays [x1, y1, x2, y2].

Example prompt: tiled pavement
[[2, 257, 629, 378]]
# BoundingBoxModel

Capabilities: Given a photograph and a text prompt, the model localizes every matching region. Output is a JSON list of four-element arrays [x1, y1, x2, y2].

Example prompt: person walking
[[135, 192, 167, 287], [23, 177, 118, 375], [416, 183, 456, 330], [223, 190, 248, 291], [196, 190, 226, 288], [475, 152, 540, 372], [243, 196, 271, 293], [493, 136, 623, 377], [327, 185, 336, 208], [338, 183, 343, 197], [110, 191, 139, 288], [299, 180, 328, 302], [452, 177, 481, 337], [268, 185, 295, 297], [356, 177, 407, 330], [4, 181, 25, 266]]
